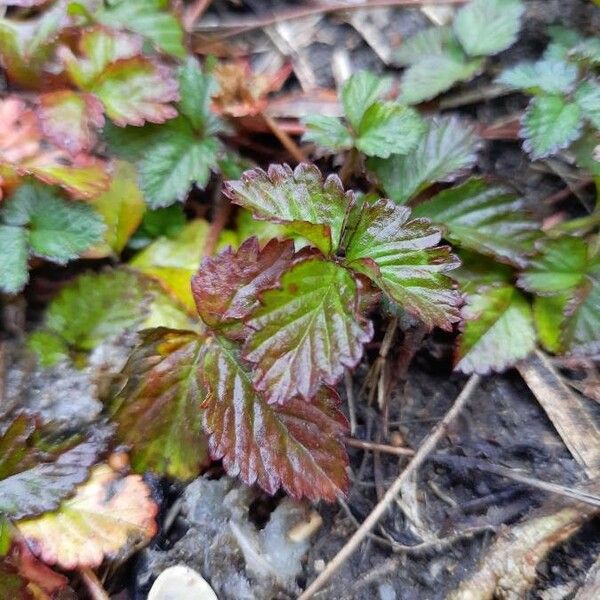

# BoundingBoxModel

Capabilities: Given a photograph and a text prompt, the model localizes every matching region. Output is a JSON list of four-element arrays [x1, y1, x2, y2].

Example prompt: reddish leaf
[[111, 328, 210, 480], [17, 463, 158, 569], [344, 199, 461, 330], [191, 237, 294, 333], [91, 58, 179, 127], [224, 163, 353, 255], [243, 257, 372, 404], [0, 540, 68, 600], [202, 336, 350, 501], [37, 91, 105, 155]]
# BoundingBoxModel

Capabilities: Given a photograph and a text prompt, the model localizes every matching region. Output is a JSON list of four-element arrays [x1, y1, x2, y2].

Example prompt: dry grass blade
[[518, 350, 600, 477], [298, 374, 481, 599]]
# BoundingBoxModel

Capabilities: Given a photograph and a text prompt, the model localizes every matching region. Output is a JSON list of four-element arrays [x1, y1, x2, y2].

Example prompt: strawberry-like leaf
[[0, 414, 107, 520], [110, 328, 210, 480], [202, 336, 349, 501], [37, 90, 105, 155], [243, 257, 373, 404], [344, 199, 460, 330], [17, 463, 158, 570], [224, 163, 353, 256], [192, 237, 294, 335]]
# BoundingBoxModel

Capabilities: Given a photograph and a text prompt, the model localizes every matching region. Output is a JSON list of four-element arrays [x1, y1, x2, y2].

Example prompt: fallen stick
[[298, 374, 481, 599]]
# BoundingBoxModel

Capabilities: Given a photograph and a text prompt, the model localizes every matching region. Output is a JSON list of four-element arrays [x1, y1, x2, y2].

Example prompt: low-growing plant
[[110, 162, 461, 499]]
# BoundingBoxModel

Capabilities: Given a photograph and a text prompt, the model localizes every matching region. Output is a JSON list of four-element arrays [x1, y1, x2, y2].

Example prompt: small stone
[[148, 565, 218, 600], [314, 559, 326, 573]]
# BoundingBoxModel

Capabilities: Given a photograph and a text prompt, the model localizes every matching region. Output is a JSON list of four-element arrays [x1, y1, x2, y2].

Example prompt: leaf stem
[[261, 112, 308, 164]]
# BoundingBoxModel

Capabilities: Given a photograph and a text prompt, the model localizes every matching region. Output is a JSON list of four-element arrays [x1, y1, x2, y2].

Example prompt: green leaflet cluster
[[302, 70, 425, 158], [110, 163, 460, 501], [497, 27, 600, 159], [392, 0, 525, 104]]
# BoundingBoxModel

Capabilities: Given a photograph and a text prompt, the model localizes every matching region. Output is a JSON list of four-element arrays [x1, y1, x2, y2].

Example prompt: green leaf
[[139, 122, 220, 208], [111, 328, 209, 480], [533, 294, 568, 354], [518, 237, 589, 294], [224, 163, 353, 255], [575, 80, 600, 130], [191, 237, 294, 335], [130, 218, 236, 313], [97, 0, 186, 58], [572, 133, 600, 177], [399, 54, 483, 105], [563, 266, 600, 355], [0, 225, 28, 294], [453, 0, 525, 57], [91, 57, 179, 127], [0, 415, 106, 520], [497, 59, 578, 95], [411, 178, 538, 267], [102, 120, 164, 161], [393, 26, 455, 65], [543, 26, 582, 61], [178, 57, 218, 132], [522, 95, 583, 159], [456, 284, 536, 374], [202, 336, 349, 501], [92, 160, 146, 254], [243, 258, 372, 405], [26, 331, 69, 368], [302, 115, 353, 152], [368, 116, 480, 204], [128, 204, 186, 249], [340, 70, 391, 130], [1, 182, 105, 265], [40, 270, 149, 353], [344, 199, 460, 330], [355, 102, 425, 158]]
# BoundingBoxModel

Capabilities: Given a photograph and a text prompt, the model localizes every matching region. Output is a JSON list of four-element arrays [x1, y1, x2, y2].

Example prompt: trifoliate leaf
[[521, 95, 583, 159], [38, 270, 148, 353], [340, 70, 392, 130], [533, 294, 568, 354], [355, 102, 425, 158], [302, 115, 353, 152], [224, 163, 353, 255], [497, 59, 578, 95], [574, 80, 600, 130], [453, 0, 525, 57], [399, 54, 483, 105], [563, 267, 600, 355], [97, 0, 186, 58], [344, 199, 460, 330], [192, 237, 294, 334], [0, 225, 28, 294], [518, 237, 589, 294], [92, 160, 146, 254], [1, 181, 105, 265], [130, 219, 236, 312], [0, 414, 107, 520], [91, 57, 179, 127], [412, 178, 538, 267], [17, 463, 158, 569], [202, 337, 349, 501], [139, 122, 219, 208], [393, 26, 455, 65], [456, 284, 536, 374], [110, 328, 209, 480], [37, 90, 105, 155], [178, 57, 218, 133], [243, 258, 372, 405], [368, 116, 480, 204]]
